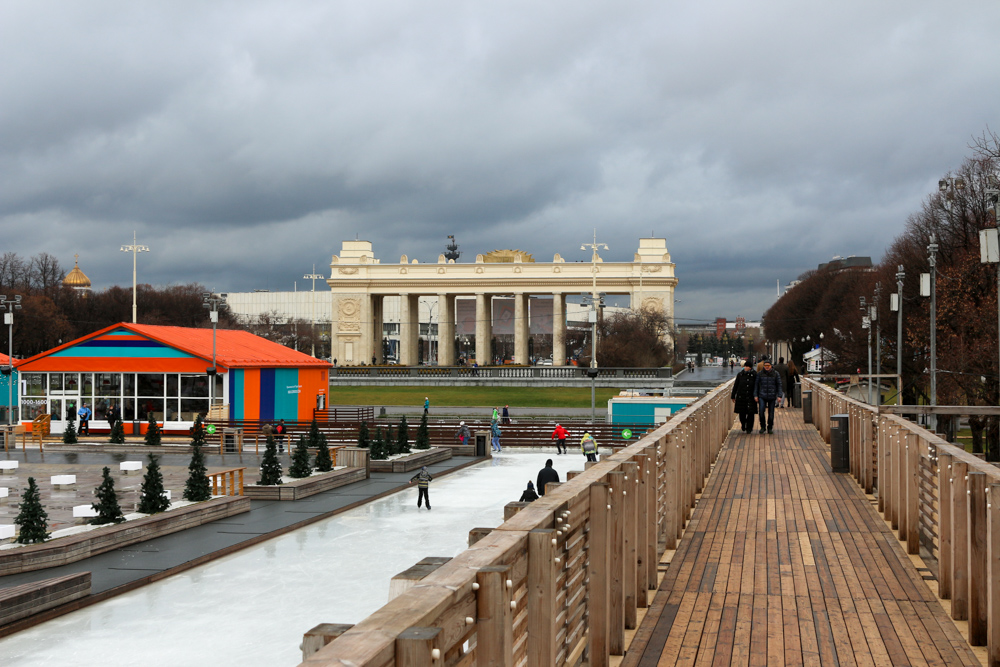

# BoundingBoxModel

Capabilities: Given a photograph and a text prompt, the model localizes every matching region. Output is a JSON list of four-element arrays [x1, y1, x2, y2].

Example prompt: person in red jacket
[[551, 423, 569, 455]]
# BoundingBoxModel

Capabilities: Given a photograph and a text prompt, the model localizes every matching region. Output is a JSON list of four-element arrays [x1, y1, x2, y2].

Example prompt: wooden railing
[[804, 378, 1000, 661], [298, 379, 735, 666], [208, 467, 245, 496]]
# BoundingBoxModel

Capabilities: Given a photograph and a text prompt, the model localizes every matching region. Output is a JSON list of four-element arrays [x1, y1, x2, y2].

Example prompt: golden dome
[[482, 249, 535, 263], [63, 255, 92, 289]]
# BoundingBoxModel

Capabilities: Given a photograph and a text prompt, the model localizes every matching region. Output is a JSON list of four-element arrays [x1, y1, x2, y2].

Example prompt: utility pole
[[861, 296, 872, 405], [304, 266, 324, 358], [895, 265, 904, 390], [202, 292, 227, 410], [929, 233, 939, 432], [581, 230, 608, 369], [120, 231, 149, 324], [1, 295, 22, 425]]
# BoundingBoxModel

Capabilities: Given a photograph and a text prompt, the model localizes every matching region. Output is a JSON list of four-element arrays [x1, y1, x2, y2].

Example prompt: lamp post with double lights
[[203, 292, 227, 410], [1, 295, 21, 425], [860, 296, 874, 405], [120, 231, 150, 324], [304, 266, 324, 358], [922, 234, 939, 431], [981, 176, 1000, 405], [581, 230, 608, 369]]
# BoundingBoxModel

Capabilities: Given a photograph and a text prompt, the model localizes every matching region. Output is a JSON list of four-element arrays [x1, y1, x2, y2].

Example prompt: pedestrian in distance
[[580, 431, 598, 462], [107, 402, 122, 430], [754, 359, 783, 434], [731, 360, 758, 433], [491, 420, 502, 452], [492, 406, 499, 422], [78, 403, 91, 436], [519, 480, 539, 502], [274, 419, 287, 452], [536, 459, 560, 495], [423, 396, 430, 413], [410, 466, 433, 509], [455, 421, 470, 447], [775, 357, 791, 408], [551, 423, 569, 454], [501, 404, 511, 424]]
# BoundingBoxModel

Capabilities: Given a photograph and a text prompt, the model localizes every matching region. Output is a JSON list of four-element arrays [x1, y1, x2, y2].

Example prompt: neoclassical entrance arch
[[327, 238, 677, 366]]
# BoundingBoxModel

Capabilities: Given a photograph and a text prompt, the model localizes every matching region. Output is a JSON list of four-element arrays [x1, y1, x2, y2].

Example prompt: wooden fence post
[[953, 459, 970, 621], [906, 432, 919, 555], [395, 626, 442, 667], [897, 428, 907, 539], [969, 471, 988, 645], [663, 436, 679, 550], [634, 454, 650, 607], [878, 418, 888, 515], [588, 482, 611, 667], [527, 529, 558, 667], [607, 470, 625, 655], [645, 446, 658, 592], [476, 565, 514, 667], [622, 460, 639, 629], [938, 452, 954, 600], [987, 483, 1000, 666]]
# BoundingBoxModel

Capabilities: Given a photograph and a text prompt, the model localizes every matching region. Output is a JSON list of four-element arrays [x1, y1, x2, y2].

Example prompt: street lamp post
[[981, 178, 1000, 407], [928, 233, 939, 432], [202, 292, 228, 410], [894, 265, 904, 380], [581, 230, 608, 368], [861, 296, 873, 405], [0, 295, 22, 425], [304, 266, 324, 358], [120, 231, 150, 324]]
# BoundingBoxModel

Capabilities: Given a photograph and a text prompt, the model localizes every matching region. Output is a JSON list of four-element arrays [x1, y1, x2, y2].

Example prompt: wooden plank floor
[[622, 408, 980, 667]]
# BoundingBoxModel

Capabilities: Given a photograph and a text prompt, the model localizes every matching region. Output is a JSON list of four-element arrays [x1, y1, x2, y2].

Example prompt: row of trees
[[356, 414, 431, 459], [764, 131, 1000, 456]]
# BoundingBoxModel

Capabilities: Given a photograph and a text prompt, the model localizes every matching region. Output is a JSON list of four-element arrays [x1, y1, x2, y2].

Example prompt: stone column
[[370, 295, 384, 364], [552, 293, 566, 366], [400, 294, 420, 366], [438, 294, 456, 366], [476, 293, 492, 365], [514, 293, 528, 365]]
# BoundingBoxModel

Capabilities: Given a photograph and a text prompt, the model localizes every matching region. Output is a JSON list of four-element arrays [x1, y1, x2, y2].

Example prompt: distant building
[[817, 255, 872, 271], [62, 255, 92, 297]]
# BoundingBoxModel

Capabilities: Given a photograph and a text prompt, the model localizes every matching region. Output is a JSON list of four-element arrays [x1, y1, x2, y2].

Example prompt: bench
[[0, 460, 18, 472], [73, 505, 99, 520], [0, 525, 14, 540], [120, 461, 143, 474], [51, 474, 76, 489]]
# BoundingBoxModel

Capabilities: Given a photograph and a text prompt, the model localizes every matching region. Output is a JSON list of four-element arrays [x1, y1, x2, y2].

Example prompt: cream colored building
[[327, 238, 676, 366]]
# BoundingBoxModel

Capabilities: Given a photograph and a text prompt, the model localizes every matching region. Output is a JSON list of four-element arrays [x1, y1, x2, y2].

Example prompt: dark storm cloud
[[2, 0, 1000, 322]]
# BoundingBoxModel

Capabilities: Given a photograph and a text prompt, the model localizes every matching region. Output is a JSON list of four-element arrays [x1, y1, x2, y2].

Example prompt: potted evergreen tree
[[370, 427, 388, 460], [396, 416, 411, 454], [384, 425, 397, 456], [14, 477, 49, 544], [109, 419, 126, 444], [137, 454, 170, 514], [183, 416, 212, 502], [414, 411, 430, 449], [289, 434, 313, 478], [144, 413, 162, 447], [63, 418, 78, 444], [90, 467, 125, 524], [258, 434, 283, 485], [357, 420, 370, 448], [313, 429, 333, 472]]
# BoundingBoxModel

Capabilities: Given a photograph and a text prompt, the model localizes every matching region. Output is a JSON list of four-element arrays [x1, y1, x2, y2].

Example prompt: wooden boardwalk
[[623, 409, 980, 667]]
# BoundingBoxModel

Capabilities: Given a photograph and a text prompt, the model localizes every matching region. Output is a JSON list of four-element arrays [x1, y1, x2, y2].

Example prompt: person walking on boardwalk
[[410, 466, 433, 509], [519, 480, 539, 502], [754, 359, 783, 434], [536, 459, 560, 495], [731, 360, 758, 433], [580, 431, 598, 462], [455, 421, 470, 447], [490, 420, 502, 452], [774, 357, 791, 408], [551, 423, 569, 455]]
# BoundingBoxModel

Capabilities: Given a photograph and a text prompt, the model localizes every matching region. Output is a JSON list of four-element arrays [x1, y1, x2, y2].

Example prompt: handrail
[[207, 467, 245, 496], [330, 365, 674, 380], [803, 378, 1000, 660], [299, 379, 735, 666]]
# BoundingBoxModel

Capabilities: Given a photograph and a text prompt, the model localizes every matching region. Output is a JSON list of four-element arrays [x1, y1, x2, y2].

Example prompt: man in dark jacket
[[731, 360, 757, 433], [754, 359, 784, 434], [410, 467, 434, 510], [536, 459, 560, 496]]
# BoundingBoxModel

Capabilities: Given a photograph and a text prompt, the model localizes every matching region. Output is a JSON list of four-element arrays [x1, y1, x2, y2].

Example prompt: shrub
[[137, 454, 170, 514], [14, 477, 50, 543], [91, 466, 125, 524]]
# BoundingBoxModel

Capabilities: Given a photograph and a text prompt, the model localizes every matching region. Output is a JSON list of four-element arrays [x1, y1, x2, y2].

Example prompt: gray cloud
[[2, 0, 999, 323]]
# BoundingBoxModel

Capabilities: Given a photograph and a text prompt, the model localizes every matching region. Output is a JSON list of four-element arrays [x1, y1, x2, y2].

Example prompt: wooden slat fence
[[805, 377, 1000, 660], [298, 380, 736, 667]]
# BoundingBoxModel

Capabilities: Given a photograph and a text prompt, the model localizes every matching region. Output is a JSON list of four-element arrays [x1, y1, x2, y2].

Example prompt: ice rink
[[0, 451, 580, 666]]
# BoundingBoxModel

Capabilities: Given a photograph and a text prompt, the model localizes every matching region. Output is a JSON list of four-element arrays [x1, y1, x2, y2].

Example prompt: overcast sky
[[2, 1, 999, 323]]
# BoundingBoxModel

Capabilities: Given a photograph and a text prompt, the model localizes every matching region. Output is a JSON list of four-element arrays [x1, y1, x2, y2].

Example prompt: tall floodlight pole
[[1, 295, 22, 425], [928, 233, 939, 432], [980, 177, 1000, 409], [861, 296, 872, 404], [120, 231, 149, 324], [304, 266, 324, 358], [895, 265, 904, 389], [874, 283, 881, 405], [203, 292, 228, 410], [581, 230, 609, 369]]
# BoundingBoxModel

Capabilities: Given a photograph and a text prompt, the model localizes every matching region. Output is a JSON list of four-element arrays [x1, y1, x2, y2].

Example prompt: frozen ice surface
[[0, 451, 578, 666]]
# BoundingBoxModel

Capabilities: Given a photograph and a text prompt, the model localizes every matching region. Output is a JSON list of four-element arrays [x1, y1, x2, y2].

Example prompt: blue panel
[[52, 348, 191, 358], [273, 369, 299, 420], [259, 369, 275, 421]]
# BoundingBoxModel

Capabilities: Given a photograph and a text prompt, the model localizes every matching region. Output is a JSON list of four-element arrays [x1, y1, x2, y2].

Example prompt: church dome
[[63, 256, 92, 289]]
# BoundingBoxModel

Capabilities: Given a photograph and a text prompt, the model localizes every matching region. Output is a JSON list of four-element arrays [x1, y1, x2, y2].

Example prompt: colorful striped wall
[[227, 368, 328, 421], [32, 328, 205, 372]]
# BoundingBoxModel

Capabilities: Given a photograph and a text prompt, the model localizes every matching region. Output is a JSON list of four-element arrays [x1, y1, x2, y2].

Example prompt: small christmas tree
[[258, 434, 283, 485], [370, 427, 388, 460], [144, 413, 162, 447], [90, 466, 125, 524], [289, 434, 313, 478], [14, 477, 50, 544], [109, 419, 126, 444], [137, 454, 170, 514], [183, 417, 212, 502], [396, 416, 411, 454], [385, 424, 397, 456], [313, 429, 333, 472], [414, 410, 430, 449], [357, 420, 370, 448], [63, 418, 78, 444]]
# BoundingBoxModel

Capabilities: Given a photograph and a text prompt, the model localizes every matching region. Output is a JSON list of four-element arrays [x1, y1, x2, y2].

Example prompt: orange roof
[[0, 353, 9, 365], [17, 323, 331, 370]]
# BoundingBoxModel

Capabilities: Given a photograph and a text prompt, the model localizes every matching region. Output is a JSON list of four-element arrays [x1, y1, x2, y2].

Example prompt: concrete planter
[[0, 496, 250, 577], [369, 447, 452, 473], [243, 467, 367, 501]]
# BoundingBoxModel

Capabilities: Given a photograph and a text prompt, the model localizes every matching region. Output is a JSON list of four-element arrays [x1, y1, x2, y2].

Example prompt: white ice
[[0, 451, 579, 666]]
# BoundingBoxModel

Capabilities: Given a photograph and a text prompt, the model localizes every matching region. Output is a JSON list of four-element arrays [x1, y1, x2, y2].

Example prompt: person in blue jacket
[[753, 359, 783, 434]]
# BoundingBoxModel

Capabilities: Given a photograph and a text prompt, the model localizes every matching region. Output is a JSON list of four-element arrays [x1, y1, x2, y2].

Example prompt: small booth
[[14, 323, 331, 434]]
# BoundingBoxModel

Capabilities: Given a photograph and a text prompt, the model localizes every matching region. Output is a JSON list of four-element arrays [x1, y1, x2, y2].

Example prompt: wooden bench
[[0, 572, 91, 627]]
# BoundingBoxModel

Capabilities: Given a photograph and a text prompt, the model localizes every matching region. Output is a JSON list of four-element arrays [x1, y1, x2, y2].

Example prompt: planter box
[[243, 467, 367, 501], [0, 496, 250, 577], [0, 572, 91, 628], [370, 447, 452, 473], [438, 443, 477, 457]]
